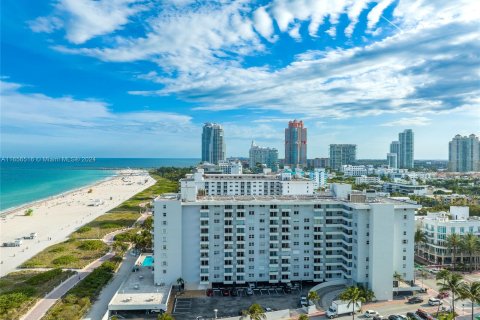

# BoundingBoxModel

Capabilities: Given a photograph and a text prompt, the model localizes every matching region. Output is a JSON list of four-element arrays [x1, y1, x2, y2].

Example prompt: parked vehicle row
[[206, 282, 300, 297], [2, 232, 37, 247]]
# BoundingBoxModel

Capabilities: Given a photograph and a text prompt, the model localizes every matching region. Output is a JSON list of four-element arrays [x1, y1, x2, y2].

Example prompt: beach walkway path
[[20, 211, 152, 320]]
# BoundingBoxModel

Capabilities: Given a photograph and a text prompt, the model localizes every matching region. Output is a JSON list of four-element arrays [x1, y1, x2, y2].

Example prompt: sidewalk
[[83, 251, 138, 320], [21, 252, 115, 320]]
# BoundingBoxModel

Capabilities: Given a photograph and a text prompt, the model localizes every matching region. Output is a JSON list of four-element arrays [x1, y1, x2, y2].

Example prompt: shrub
[[76, 226, 92, 233], [49, 247, 65, 253], [78, 240, 103, 251], [52, 255, 78, 265], [25, 269, 62, 285], [24, 209, 33, 216], [100, 223, 120, 229]]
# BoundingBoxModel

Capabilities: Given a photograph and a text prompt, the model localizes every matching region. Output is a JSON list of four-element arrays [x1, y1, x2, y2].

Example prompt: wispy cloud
[[380, 116, 431, 127]]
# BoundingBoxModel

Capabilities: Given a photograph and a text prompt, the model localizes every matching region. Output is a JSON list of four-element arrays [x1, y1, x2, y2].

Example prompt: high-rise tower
[[399, 129, 414, 169], [201, 123, 225, 164], [285, 120, 307, 168], [448, 134, 480, 172]]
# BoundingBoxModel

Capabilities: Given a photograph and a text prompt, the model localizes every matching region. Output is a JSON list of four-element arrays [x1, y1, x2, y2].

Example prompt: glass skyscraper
[[284, 120, 307, 168], [399, 129, 414, 169], [329, 144, 357, 170], [201, 123, 225, 164], [448, 134, 480, 172]]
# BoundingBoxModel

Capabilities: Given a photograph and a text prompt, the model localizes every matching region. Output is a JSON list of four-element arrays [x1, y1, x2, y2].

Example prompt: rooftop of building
[[109, 254, 171, 311]]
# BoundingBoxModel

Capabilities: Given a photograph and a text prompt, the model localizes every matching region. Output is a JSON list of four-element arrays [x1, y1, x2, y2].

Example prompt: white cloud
[[30, 0, 147, 44], [366, 0, 394, 30], [380, 116, 431, 127], [253, 7, 275, 41]]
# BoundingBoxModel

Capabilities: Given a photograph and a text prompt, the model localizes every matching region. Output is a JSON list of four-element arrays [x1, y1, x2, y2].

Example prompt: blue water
[[142, 256, 154, 267], [0, 158, 199, 211]]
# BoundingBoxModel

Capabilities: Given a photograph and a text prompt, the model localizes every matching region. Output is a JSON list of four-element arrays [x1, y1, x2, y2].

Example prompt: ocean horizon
[[0, 158, 200, 211]]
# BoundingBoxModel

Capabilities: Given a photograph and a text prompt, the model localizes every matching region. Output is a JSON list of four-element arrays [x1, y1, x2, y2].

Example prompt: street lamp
[[214, 309, 218, 319]]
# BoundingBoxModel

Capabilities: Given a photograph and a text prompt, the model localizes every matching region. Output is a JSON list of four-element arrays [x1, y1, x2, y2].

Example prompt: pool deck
[[108, 253, 171, 312]]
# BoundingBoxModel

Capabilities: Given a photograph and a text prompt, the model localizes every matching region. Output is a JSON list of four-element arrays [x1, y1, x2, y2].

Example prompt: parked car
[[397, 315, 408, 320], [388, 315, 402, 320], [300, 296, 308, 307], [408, 296, 424, 304], [373, 316, 385, 320], [365, 310, 379, 318], [230, 289, 238, 297], [222, 289, 230, 296], [246, 288, 254, 295], [416, 309, 435, 320], [428, 297, 443, 306], [406, 312, 423, 320], [206, 289, 213, 297], [437, 292, 449, 299]]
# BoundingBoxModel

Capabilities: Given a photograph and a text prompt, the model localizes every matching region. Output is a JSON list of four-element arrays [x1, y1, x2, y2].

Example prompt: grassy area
[[42, 257, 121, 320], [111, 174, 178, 212], [21, 239, 108, 269], [70, 211, 140, 239], [0, 269, 75, 320]]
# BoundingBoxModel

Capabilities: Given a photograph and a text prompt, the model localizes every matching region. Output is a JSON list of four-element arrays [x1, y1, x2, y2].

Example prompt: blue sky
[[1, 0, 479, 159]]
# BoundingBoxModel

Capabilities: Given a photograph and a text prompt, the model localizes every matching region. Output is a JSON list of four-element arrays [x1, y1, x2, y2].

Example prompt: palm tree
[[307, 291, 320, 307], [158, 313, 175, 320], [298, 315, 309, 320], [436, 269, 451, 285], [446, 233, 462, 270], [241, 303, 267, 320], [339, 286, 366, 320], [460, 233, 480, 272], [414, 228, 427, 255], [360, 287, 376, 303], [459, 281, 480, 320], [436, 272, 464, 316]]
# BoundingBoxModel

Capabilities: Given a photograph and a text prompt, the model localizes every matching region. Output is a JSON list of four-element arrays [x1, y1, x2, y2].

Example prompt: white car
[[428, 297, 443, 306], [300, 296, 308, 307], [364, 310, 379, 318]]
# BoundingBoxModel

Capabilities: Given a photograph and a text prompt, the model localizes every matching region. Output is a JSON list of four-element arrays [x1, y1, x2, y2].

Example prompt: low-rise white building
[[341, 165, 369, 177], [154, 179, 419, 301], [416, 207, 480, 266], [355, 176, 381, 185]]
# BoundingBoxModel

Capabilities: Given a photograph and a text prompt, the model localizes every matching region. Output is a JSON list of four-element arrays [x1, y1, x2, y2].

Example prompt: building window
[[163, 212, 167, 217]]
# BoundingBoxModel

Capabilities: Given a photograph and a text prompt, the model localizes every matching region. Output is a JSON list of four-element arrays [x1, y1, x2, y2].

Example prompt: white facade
[[309, 168, 327, 189], [383, 182, 427, 196], [355, 176, 381, 185], [180, 169, 314, 201], [341, 165, 374, 177], [416, 207, 480, 266], [154, 183, 418, 301]]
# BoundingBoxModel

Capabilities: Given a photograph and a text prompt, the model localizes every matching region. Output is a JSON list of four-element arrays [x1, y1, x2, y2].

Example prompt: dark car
[[230, 289, 238, 296], [206, 289, 213, 297], [416, 309, 434, 320], [408, 296, 424, 304], [388, 315, 402, 320], [222, 289, 230, 296], [406, 312, 423, 320], [373, 316, 385, 320]]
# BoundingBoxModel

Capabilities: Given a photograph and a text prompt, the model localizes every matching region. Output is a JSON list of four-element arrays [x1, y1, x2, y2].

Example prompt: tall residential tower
[[249, 141, 279, 172], [201, 123, 225, 164], [285, 120, 307, 168], [399, 129, 414, 169], [448, 134, 480, 172], [329, 144, 357, 170]]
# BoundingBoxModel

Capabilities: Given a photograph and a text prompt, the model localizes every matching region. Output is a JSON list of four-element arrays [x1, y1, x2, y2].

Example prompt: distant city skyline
[[1, 1, 479, 159]]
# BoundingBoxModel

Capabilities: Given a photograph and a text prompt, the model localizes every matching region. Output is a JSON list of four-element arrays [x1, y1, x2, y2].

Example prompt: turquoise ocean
[[0, 158, 199, 211]]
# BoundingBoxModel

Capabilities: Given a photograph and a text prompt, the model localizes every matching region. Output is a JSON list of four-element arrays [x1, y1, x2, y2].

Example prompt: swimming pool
[[142, 256, 154, 267]]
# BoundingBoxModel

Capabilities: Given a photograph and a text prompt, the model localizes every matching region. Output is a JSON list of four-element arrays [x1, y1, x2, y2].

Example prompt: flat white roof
[[109, 254, 171, 311]]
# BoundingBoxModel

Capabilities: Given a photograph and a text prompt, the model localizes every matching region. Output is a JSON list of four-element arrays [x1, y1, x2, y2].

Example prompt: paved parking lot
[[172, 285, 314, 319]]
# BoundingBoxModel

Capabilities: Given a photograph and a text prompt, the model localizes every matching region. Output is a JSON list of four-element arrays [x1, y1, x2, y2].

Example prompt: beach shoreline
[[0, 169, 156, 277], [0, 171, 118, 217]]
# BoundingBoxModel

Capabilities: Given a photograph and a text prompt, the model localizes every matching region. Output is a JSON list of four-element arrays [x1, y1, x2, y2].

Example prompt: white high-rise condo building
[[153, 173, 419, 301], [249, 141, 279, 172], [202, 123, 225, 165], [448, 134, 480, 172]]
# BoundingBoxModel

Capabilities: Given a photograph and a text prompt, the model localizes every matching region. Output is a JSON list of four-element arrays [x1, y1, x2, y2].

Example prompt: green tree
[[158, 313, 175, 320], [459, 281, 480, 320], [241, 303, 267, 320], [338, 286, 365, 320], [176, 277, 185, 291], [360, 287, 375, 303], [436, 272, 464, 316], [460, 233, 480, 272], [414, 228, 427, 255], [446, 233, 462, 270], [307, 291, 320, 306], [24, 208, 33, 216]]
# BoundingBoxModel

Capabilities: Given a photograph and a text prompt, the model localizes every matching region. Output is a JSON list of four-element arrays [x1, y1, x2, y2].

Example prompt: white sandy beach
[[0, 170, 156, 277]]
